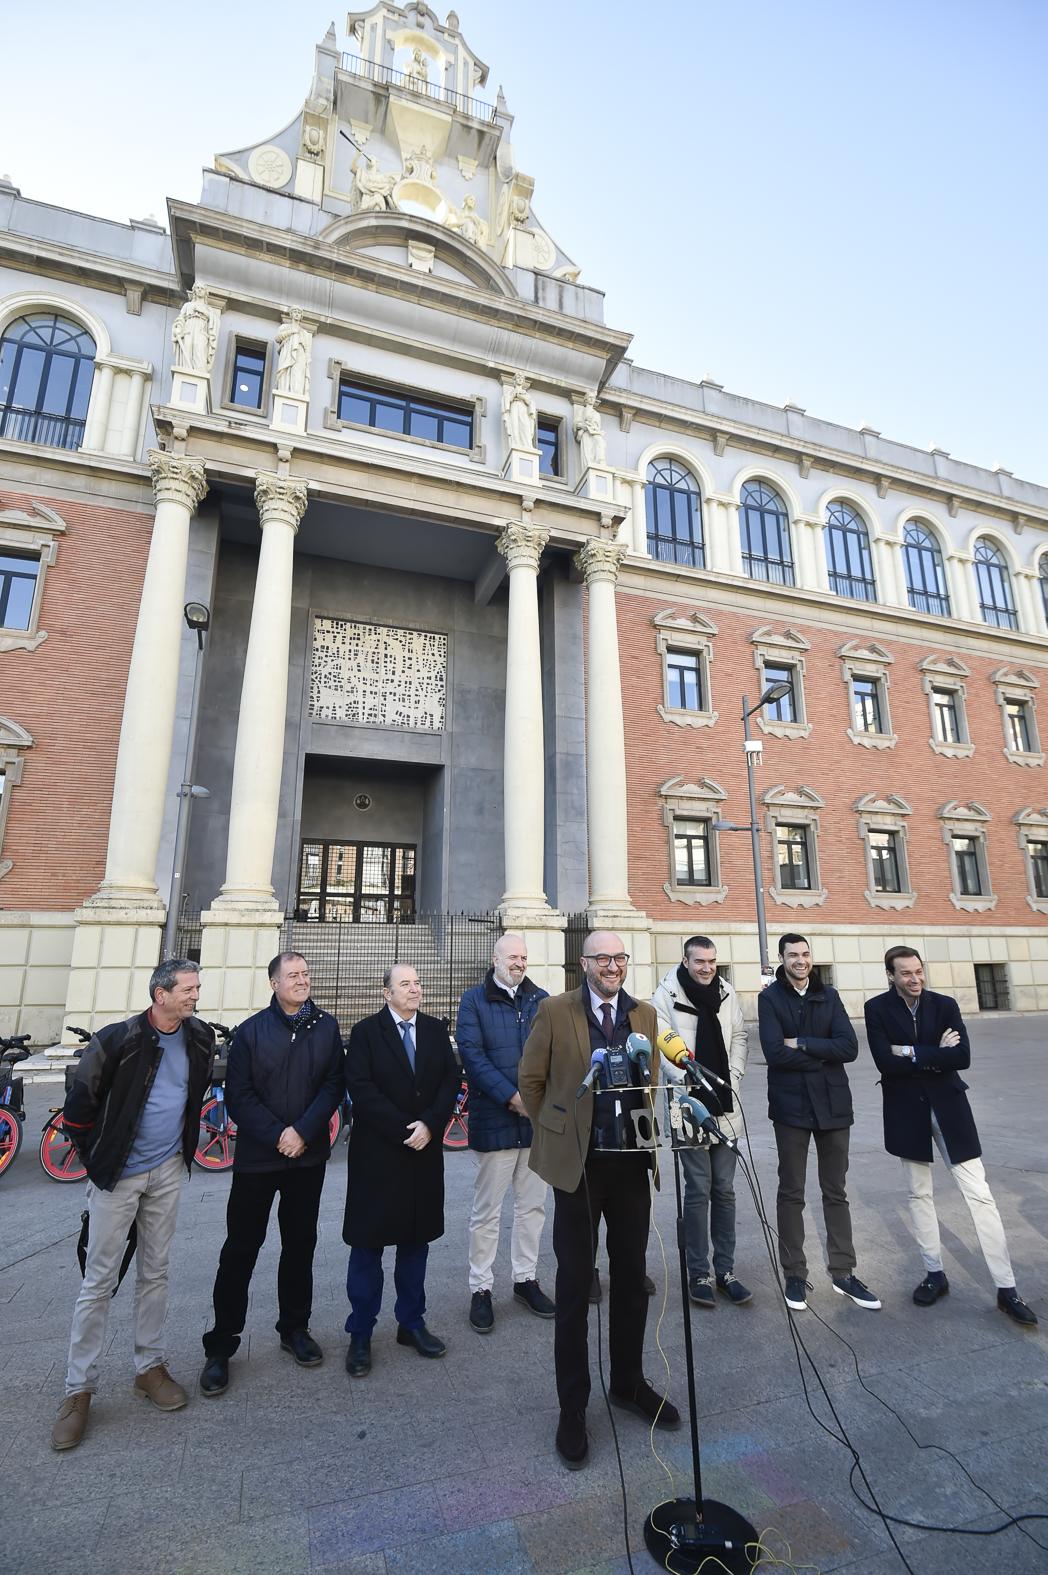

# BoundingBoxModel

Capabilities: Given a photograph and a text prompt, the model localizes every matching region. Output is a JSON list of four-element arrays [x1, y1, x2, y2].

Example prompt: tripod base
[[643, 1497, 758, 1573]]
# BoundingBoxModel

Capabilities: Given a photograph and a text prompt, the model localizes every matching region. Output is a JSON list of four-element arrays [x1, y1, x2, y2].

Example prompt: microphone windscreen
[[625, 1032, 652, 1059], [656, 1028, 690, 1065]]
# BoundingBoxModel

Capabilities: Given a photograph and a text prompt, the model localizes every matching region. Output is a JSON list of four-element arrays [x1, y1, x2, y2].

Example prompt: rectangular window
[[1030, 842, 1048, 900], [762, 663, 797, 723], [338, 379, 473, 449], [869, 829, 902, 893], [852, 675, 884, 734], [974, 963, 1010, 1011], [537, 419, 560, 477], [228, 342, 266, 410], [776, 824, 812, 890], [0, 551, 40, 630], [932, 688, 961, 744], [1006, 699, 1032, 753], [673, 819, 711, 886], [666, 649, 703, 711], [952, 835, 983, 897], [296, 839, 416, 923]]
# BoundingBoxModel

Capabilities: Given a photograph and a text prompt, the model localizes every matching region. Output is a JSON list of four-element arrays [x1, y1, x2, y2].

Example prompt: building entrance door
[[297, 840, 417, 922]]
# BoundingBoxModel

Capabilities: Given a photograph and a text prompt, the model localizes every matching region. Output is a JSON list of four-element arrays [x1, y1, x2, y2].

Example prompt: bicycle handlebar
[[1, 1046, 31, 1065]]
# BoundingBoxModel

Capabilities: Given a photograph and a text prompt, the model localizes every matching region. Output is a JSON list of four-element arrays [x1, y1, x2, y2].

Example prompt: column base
[[498, 906, 567, 996], [63, 906, 164, 1033], [197, 904, 285, 1022]]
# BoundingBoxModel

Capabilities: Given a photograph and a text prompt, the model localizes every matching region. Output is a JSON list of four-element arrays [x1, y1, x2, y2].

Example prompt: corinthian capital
[[148, 449, 208, 512], [574, 537, 627, 585], [496, 521, 550, 574], [254, 472, 309, 530]]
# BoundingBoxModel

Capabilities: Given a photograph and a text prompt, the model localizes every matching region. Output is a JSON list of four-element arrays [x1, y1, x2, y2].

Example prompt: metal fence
[[339, 52, 497, 122], [173, 912, 203, 964], [562, 912, 590, 995]]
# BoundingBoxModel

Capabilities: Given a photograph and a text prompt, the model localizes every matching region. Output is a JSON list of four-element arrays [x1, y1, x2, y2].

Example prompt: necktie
[[600, 1002, 614, 1044], [399, 1018, 416, 1071]]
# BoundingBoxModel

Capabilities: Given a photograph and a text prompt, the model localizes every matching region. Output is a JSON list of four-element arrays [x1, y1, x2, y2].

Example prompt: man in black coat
[[199, 952, 345, 1394], [758, 933, 880, 1314], [342, 962, 459, 1376], [864, 945, 1037, 1326]]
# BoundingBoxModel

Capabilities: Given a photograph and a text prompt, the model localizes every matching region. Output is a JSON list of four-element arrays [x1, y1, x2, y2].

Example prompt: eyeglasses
[[582, 953, 630, 967]]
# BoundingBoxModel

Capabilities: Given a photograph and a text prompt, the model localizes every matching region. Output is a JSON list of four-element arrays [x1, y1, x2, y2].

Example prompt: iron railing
[[562, 912, 590, 995], [174, 912, 203, 965], [0, 406, 85, 450], [340, 52, 497, 122]]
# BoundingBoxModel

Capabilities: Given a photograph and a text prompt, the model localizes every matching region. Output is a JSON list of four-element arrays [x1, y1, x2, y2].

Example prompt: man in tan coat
[[519, 931, 680, 1470]]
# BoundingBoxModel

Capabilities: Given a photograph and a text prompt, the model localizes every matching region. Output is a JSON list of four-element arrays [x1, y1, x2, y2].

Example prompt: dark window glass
[[673, 819, 711, 886], [1030, 842, 1048, 900], [337, 379, 473, 449], [1006, 700, 1032, 753], [904, 522, 951, 616], [229, 343, 266, 409], [0, 551, 40, 629], [1040, 557, 1048, 631], [974, 539, 1017, 630], [296, 839, 416, 923], [740, 481, 795, 586], [974, 963, 1010, 1010], [762, 663, 797, 722], [953, 835, 983, 896], [852, 675, 884, 734], [776, 824, 812, 890], [0, 312, 95, 450], [537, 419, 560, 477], [825, 502, 876, 601], [645, 459, 704, 567], [666, 649, 703, 711], [869, 829, 902, 893], [932, 688, 961, 744]]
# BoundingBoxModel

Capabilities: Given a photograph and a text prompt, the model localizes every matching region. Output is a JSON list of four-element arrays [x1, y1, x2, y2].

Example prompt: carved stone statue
[[405, 47, 429, 92], [171, 284, 218, 373], [450, 193, 488, 248], [275, 308, 312, 398], [574, 395, 607, 469], [502, 372, 537, 452], [353, 156, 397, 212]]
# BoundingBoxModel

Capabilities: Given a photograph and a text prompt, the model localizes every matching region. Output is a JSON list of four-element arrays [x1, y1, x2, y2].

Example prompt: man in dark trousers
[[864, 945, 1037, 1326], [199, 951, 345, 1394], [342, 962, 459, 1376], [758, 932, 880, 1314], [519, 930, 680, 1472]]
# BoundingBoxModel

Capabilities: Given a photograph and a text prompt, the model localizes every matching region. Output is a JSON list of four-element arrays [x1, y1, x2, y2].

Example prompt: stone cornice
[[0, 232, 179, 307]]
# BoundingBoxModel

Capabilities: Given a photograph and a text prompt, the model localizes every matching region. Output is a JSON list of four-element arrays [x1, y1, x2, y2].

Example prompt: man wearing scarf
[[198, 951, 345, 1396], [652, 936, 752, 1308]]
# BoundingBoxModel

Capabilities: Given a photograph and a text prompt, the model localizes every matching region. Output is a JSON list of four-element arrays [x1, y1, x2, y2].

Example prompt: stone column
[[629, 479, 649, 556], [1013, 569, 1039, 634], [497, 521, 551, 918], [576, 538, 632, 915], [948, 552, 976, 621]]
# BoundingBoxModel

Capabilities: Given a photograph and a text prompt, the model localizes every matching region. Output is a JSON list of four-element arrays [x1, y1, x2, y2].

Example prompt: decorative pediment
[[652, 608, 719, 637], [319, 211, 516, 295], [761, 783, 825, 810], [0, 718, 34, 751], [938, 800, 990, 825], [918, 653, 971, 679], [1014, 806, 1048, 830], [0, 500, 66, 534], [657, 776, 727, 805], [837, 639, 893, 665], [990, 665, 1039, 692], [750, 624, 810, 653], [854, 793, 912, 817]]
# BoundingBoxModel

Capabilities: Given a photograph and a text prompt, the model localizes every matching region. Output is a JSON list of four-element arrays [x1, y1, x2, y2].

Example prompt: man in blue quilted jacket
[[457, 933, 553, 1333]]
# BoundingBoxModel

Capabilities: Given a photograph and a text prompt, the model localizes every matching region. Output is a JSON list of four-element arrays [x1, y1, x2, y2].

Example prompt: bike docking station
[[582, 1035, 759, 1574]]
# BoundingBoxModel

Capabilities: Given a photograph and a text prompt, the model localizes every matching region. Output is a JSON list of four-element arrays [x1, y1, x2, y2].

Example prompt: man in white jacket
[[651, 936, 752, 1308]]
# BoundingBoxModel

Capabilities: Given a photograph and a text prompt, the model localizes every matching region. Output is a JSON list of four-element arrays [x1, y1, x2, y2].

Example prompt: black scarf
[[675, 965, 733, 1113]]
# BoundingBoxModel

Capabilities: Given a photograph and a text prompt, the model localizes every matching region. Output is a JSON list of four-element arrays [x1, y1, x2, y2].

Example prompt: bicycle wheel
[[0, 1109, 22, 1176], [39, 1118, 87, 1182], [442, 1099, 469, 1151], [194, 1097, 236, 1171]]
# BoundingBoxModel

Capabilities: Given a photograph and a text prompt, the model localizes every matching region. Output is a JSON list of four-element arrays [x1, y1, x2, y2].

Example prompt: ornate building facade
[[3, 4, 1048, 1037]]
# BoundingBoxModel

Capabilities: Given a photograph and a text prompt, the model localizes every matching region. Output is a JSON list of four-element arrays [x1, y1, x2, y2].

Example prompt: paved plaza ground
[[3, 1012, 1048, 1574]]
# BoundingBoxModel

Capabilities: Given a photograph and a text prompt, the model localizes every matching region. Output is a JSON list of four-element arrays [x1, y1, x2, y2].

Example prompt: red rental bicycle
[[38, 1026, 91, 1182], [442, 1079, 469, 1150]]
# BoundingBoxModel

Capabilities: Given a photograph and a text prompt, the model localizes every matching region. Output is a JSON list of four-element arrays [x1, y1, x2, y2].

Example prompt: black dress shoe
[[199, 1357, 229, 1396], [609, 1378, 681, 1430], [345, 1335, 371, 1377], [913, 1271, 949, 1306], [998, 1288, 1038, 1327], [555, 1407, 588, 1469], [396, 1322, 446, 1358], [280, 1328, 324, 1367], [513, 1279, 555, 1318]]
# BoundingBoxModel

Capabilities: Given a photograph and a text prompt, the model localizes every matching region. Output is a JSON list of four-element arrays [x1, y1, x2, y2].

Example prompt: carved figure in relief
[[353, 156, 397, 212], [502, 372, 537, 452], [449, 193, 488, 249], [302, 125, 324, 159], [574, 394, 607, 469], [171, 283, 217, 373], [275, 308, 312, 398], [405, 46, 430, 92]]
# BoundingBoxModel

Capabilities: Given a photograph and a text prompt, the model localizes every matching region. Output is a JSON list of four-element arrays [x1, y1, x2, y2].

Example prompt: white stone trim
[[939, 800, 997, 911], [854, 792, 916, 910], [990, 665, 1045, 768], [1014, 807, 1048, 914], [658, 776, 727, 906], [838, 639, 896, 750], [919, 653, 974, 758], [0, 500, 66, 652], [0, 717, 34, 881], [762, 784, 827, 908], [653, 608, 718, 729]]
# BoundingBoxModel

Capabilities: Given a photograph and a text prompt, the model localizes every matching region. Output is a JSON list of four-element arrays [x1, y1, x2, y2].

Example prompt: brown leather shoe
[[133, 1363, 188, 1411], [51, 1392, 91, 1451]]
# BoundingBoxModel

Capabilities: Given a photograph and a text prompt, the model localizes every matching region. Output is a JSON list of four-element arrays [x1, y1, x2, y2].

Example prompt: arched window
[[0, 313, 95, 450], [645, 459, 704, 568], [973, 538, 1017, 630], [903, 521, 951, 616], [825, 501, 876, 601], [740, 481, 794, 586], [1039, 555, 1048, 631]]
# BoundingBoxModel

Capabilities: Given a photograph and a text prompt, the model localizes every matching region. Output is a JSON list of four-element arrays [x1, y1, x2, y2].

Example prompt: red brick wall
[[2, 489, 151, 910], [617, 584, 1048, 928]]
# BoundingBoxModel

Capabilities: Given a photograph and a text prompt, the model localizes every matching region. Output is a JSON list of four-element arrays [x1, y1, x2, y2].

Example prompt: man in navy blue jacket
[[457, 933, 553, 1334], [199, 952, 345, 1393], [864, 946, 1036, 1326]]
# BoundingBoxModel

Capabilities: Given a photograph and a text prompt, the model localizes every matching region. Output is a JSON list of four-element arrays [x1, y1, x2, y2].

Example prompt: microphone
[[626, 1031, 652, 1085], [576, 1049, 606, 1099], [656, 1029, 730, 1094], [680, 1094, 735, 1148]]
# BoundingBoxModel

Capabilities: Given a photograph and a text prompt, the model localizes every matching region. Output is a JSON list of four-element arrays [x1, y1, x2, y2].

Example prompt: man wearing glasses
[[520, 931, 680, 1471]]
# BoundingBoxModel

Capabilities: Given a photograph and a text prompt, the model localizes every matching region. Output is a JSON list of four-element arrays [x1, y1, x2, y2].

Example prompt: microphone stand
[[642, 1118, 757, 1573]]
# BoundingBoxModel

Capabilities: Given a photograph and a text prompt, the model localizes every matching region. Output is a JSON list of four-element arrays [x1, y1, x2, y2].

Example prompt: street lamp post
[[162, 601, 210, 959]]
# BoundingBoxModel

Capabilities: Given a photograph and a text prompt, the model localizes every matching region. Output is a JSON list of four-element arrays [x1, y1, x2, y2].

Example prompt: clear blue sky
[[3, 0, 1045, 480]]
